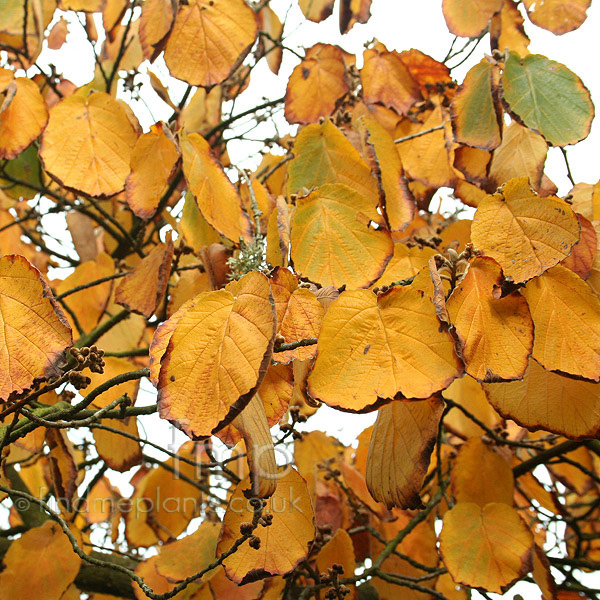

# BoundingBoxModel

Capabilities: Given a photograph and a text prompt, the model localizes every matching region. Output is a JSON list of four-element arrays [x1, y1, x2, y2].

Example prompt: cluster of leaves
[[0, 0, 600, 599]]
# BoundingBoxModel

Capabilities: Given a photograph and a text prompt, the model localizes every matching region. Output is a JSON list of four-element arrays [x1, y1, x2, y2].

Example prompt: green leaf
[[501, 52, 594, 146], [451, 58, 502, 150], [0, 144, 43, 200]]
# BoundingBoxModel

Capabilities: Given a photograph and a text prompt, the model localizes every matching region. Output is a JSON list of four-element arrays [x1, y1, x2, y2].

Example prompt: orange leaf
[[308, 287, 461, 410], [366, 397, 444, 509], [180, 130, 252, 243], [443, 375, 501, 438], [125, 122, 180, 219], [363, 117, 415, 232], [47, 17, 69, 50], [287, 119, 379, 202], [522, 0, 590, 35], [442, 0, 503, 37], [157, 271, 275, 437], [285, 44, 349, 125], [451, 438, 514, 506], [40, 92, 138, 197], [45, 429, 78, 512], [290, 184, 393, 288], [164, 0, 257, 87], [257, 5, 283, 74], [440, 502, 533, 593], [0, 78, 48, 160], [217, 467, 315, 584], [561, 213, 597, 279], [92, 418, 143, 472], [361, 43, 422, 115], [316, 528, 356, 587], [521, 265, 600, 381], [270, 268, 324, 362], [0, 254, 72, 401], [115, 236, 174, 317], [485, 357, 600, 440], [0, 521, 81, 599], [446, 257, 533, 381], [56, 253, 115, 333], [154, 522, 220, 583], [471, 178, 580, 283], [532, 545, 558, 600], [339, 0, 371, 33]]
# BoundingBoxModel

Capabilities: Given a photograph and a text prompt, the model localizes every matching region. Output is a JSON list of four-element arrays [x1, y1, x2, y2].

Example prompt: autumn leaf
[[217, 467, 315, 583], [521, 265, 600, 381], [471, 178, 580, 283], [308, 287, 461, 410], [164, 0, 258, 87], [290, 183, 393, 288], [484, 357, 600, 440], [440, 502, 533, 593], [285, 44, 350, 125], [522, 0, 591, 35], [157, 271, 276, 437], [366, 397, 444, 509], [442, 0, 503, 37], [0, 254, 72, 401]]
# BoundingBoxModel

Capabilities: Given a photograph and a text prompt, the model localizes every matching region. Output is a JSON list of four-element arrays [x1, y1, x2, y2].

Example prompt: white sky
[[7, 1, 600, 598]]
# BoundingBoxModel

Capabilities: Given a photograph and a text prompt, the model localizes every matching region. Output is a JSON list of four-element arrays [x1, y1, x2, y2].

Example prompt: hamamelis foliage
[[0, 0, 599, 599]]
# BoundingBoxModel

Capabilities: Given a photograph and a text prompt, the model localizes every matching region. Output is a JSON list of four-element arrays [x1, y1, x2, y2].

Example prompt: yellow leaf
[[40, 92, 138, 197], [218, 467, 315, 583], [0, 78, 48, 159], [257, 5, 283, 74], [375, 243, 437, 287], [361, 43, 422, 115], [316, 528, 355, 586], [270, 267, 324, 362], [308, 287, 461, 409], [488, 122, 547, 191], [125, 122, 180, 219], [522, 0, 590, 35], [0, 521, 81, 599], [157, 271, 275, 437], [299, 0, 334, 22], [285, 43, 349, 125], [266, 195, 291, 268], [485, 358, 600, 439], [440, 502, 533, 593], [56, 253, 115, 333], [231, 394, 278, 498], [451, 438, 514, 506], [126, 442, 204, 547], [490, 0, 530, 56], [442, 0, 503, 37], [443, 375, 501, 438], [180, 130, 252, 243], [396, 100, 456, 189], [139, 0, 175, 59], [446, 257, 533, 381], [290, 183, 393, 288], [366, 397, 444, 509], [154, 522, 220, 583], [45, 429, 78, 512], [522, 265, 600, 381], [115, 236, 175, 318], [164, 0, 258, 87], [471, 177, 580, 283], [363, 117, 415, 232], [287, 119, 379, 202], [0, 254, 72, 401]]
